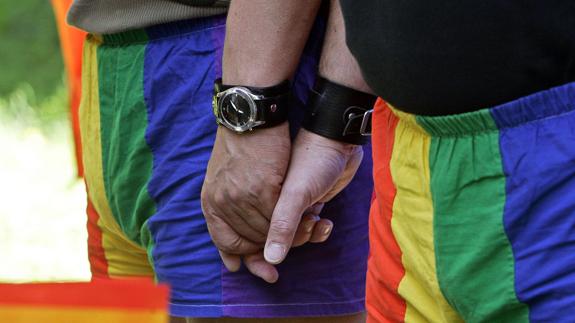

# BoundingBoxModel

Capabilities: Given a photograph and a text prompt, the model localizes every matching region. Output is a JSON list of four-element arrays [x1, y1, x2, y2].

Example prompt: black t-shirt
[[339, 0, 575, 115]]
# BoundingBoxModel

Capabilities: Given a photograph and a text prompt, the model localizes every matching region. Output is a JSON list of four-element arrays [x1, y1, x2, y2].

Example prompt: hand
[[237, 209, 335, 283], [263, 129, 364, 265], [201, 125, 336, 282], [201, 124, 290, 256], [213, 202, 334, 283]]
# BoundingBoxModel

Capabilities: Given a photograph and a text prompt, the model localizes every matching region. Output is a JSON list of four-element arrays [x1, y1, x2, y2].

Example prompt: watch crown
[[212, 96, 218, 116], [270, 104, 277, 113]]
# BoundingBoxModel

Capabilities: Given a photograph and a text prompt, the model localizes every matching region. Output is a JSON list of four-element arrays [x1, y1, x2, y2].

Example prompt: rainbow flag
[[0, 279, 169, 322]]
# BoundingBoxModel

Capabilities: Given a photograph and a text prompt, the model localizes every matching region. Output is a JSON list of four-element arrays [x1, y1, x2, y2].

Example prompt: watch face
[[219, 88, 257, 131]]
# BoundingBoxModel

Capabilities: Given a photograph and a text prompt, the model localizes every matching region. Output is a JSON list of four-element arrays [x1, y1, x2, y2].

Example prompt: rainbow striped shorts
[[79, 15, 373, 318], [367, 82, 575, 322]]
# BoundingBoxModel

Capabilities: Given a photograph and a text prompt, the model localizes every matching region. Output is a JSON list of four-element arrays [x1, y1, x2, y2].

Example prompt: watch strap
[[255, 93, 290, 128]]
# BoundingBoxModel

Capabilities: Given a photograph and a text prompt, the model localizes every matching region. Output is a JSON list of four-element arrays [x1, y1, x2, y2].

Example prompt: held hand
[[214, 203, 334, 283], [201, 125, 337, 283], [263, 129, 364, 265], [239, 209, 335, 284], [201, 124, 291, 256]]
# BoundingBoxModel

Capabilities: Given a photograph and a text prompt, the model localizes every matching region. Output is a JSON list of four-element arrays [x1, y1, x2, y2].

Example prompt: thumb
[[264, 129, 359, 265], [264, 186, 310, 264]]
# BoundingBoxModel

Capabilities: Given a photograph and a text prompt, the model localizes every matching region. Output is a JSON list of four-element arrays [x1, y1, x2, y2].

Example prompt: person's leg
[[81, 33, 185, 323], [80, 13, 371, 322], [366, 101, 463, 323], [423, 83, 575, 321], [367, 83, 575, 322], [80, 34, 155, 281]]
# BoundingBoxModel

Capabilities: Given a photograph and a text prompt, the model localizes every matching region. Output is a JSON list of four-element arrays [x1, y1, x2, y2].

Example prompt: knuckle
[[200, 197, 213, 215], [270, 218, 296, 237], [247, 182, 264, 196], [286, 185, 306, 197], [200, 188, 207, 202], [225, 235, 248, 253], [283, 186, 313, 206], [212, 189, 227, 206], [227, 188, 243, 203], [200, 187, 212, 207], [214, 233, 242, 253], [213, 237, 236, 254]]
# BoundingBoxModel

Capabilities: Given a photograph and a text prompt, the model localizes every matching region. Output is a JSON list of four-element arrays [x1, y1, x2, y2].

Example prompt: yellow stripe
[[389, 112, 462, 322], [80, 36, 154, 277], [0, 306, 167, 323]]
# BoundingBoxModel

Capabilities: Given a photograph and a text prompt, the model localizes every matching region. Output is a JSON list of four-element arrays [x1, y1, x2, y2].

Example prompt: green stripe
[[103, 29, 149, 45], [97, 37, 157, 250], [418, 111, 529, 322]]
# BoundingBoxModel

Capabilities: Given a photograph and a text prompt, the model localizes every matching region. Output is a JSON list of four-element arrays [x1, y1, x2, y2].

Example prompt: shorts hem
[[169, 298, 365, 318]]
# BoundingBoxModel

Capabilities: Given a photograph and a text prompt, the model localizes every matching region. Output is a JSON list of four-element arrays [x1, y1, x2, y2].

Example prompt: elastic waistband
[[391, 82, 575, 137], [100, 14, 226, 45]]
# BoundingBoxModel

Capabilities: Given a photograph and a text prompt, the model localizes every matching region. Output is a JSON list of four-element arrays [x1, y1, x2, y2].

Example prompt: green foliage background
[[0, 1, 90, 283], [0, 0, 64, 101]]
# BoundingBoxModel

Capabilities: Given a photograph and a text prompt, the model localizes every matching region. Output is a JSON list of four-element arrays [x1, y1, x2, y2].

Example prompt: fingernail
[[305, 220, 315, 233], [265, 243, 286, 264], [322, 225, 332, 236]]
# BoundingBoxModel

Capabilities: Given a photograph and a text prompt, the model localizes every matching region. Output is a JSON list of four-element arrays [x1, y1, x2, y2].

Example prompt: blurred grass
[[0, 84, 90, 282], [0, 0, 64, 100], [0, 82, 68, 131], [0, 0, 90, 283]]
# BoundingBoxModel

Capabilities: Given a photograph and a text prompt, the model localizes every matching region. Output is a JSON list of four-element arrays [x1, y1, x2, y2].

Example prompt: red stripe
[[85, 188, 109, 278], [0, 280, 168, 310], [366, 99, 406, 322]]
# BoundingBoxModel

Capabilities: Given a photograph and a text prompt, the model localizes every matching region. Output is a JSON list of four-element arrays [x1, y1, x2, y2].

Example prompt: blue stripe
[[492, 83, 575, 321], [143, 19, 225, 317]]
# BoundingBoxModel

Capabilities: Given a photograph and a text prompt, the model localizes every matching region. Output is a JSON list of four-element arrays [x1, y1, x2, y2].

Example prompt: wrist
[[218, 122, 290, 150], [213, 79, 291, 133], [302, 77, 377, 145], [299, 129, 362, 154]]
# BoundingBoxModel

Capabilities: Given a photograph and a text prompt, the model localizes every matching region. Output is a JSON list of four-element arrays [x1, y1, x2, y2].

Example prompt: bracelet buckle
[[359, 109, 373, 136], [342, 107, 373, 137]]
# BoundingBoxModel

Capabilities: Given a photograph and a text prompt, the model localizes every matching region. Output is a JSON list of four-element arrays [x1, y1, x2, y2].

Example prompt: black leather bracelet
[[302, 77, 377, 145]]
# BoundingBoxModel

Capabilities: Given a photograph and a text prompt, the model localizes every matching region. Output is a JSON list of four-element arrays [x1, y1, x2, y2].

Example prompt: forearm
[[223, 0, 322, 86], [319, 0, 372, 94]]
